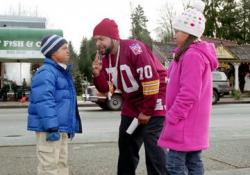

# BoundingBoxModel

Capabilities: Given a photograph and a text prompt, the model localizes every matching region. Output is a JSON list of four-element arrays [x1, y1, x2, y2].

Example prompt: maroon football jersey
[[94, 39, 167, 117]]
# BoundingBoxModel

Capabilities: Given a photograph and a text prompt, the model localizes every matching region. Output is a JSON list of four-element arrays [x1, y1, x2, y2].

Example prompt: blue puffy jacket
[[27, 58, 82, 135]]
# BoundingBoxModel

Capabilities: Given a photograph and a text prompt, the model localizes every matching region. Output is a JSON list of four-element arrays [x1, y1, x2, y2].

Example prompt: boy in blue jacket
[[27, 35, 82, 175]]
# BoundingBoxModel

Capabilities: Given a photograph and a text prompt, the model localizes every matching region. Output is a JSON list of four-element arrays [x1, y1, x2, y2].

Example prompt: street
[[0, 104, 250, 175]]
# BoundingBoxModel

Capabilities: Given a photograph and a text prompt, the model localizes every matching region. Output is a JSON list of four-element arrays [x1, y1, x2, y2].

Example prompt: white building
[[0, 15, 62, 88]]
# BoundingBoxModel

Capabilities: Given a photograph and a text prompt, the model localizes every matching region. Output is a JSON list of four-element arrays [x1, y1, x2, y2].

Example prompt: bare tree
[[5, 3, 40, 17], [156, 1, 176, 43], [181, 0, 191, 10]]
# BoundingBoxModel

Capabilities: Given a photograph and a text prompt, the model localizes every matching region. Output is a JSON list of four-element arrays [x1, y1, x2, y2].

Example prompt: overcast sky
[[0, 0, 187, 51]]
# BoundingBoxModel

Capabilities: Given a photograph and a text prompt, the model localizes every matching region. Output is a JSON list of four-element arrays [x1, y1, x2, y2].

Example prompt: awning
[[0, 28, 63, 62]]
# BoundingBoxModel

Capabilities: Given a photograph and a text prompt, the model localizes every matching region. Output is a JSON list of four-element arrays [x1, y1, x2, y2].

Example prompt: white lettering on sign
[[36, 41, 41, 47], [1, 40, 41, 48], [0, 50, 43, 58], [4, 40, 24, 48], [26, 41, 33, 48]]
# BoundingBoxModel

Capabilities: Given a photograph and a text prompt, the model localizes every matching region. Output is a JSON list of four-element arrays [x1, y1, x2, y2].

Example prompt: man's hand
[[138, 112, 151, 125], [92, 52, 102, 77]]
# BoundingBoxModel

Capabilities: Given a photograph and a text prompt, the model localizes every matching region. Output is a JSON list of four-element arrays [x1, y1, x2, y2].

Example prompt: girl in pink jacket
[[158, 1, 218, 174]]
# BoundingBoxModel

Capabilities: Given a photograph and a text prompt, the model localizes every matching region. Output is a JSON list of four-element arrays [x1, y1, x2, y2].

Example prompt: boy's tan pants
[[36, 132, 69, 175]]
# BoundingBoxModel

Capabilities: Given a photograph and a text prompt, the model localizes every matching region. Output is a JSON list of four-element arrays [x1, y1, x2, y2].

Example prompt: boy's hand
[[92, 52, 102, 77], [138, 112, 151, 125], [46, 132, 60, 141]]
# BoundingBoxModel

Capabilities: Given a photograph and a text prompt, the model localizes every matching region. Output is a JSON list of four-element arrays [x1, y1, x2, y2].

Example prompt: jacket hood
[[189, 41, 218, 71]]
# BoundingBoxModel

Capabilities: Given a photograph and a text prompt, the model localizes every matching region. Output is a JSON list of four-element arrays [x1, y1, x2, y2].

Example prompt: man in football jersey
[[92, 18, 168, 175]]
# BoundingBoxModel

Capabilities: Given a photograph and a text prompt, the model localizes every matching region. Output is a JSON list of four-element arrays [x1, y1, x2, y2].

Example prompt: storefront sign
[[0, 28, 63, 59]]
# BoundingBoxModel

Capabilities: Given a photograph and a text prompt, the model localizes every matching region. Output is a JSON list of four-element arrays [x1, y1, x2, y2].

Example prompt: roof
[[153, 38, 250, 62], [0, 15, 46, 23], [226, 45, 250, 61], [201, 37, 238, 47], [0, 15, 46, 29], [153, 41, 175, 60]]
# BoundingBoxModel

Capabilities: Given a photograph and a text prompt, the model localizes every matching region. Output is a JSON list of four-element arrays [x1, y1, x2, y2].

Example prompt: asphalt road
[[0, 104, 250, 175]]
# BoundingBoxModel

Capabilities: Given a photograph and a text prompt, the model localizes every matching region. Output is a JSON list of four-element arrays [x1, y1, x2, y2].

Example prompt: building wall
[[0, 15, 46, 28], [0, 15, 46, 89]]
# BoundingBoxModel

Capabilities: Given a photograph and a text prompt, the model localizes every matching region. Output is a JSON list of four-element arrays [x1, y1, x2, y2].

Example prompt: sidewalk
[[0, 143, 249, 175]]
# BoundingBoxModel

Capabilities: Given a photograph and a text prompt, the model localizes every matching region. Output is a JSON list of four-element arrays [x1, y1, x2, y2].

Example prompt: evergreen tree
[[204, 0, 223, 37], [217, 0, 241, 41], [68, 42, 82, 95], [130, 5, 153, 48], [74, 73, 83, 95], [239, 0, 250, 43], [68, 41, 79, 76], [204, 0, 249, 44], [79, 38, 96, 82]]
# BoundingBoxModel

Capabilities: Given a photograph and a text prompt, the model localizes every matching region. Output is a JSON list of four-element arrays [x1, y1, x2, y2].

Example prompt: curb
[[217, 100, 250, 105], [0, 102, 97, 109], [0, 100, 249, 109]]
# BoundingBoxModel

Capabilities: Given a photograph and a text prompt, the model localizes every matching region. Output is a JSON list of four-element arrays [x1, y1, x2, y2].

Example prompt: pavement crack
[[204, 156, 242, 168]]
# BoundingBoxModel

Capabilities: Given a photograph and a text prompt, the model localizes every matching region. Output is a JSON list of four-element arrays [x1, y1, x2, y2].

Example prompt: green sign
[[0, 28, 63, 59]]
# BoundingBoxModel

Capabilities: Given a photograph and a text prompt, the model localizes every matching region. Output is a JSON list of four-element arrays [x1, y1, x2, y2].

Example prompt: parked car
[[82, 84, 123, 111], [82, 71, 230, 110], [212, 71, 231, 104]]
